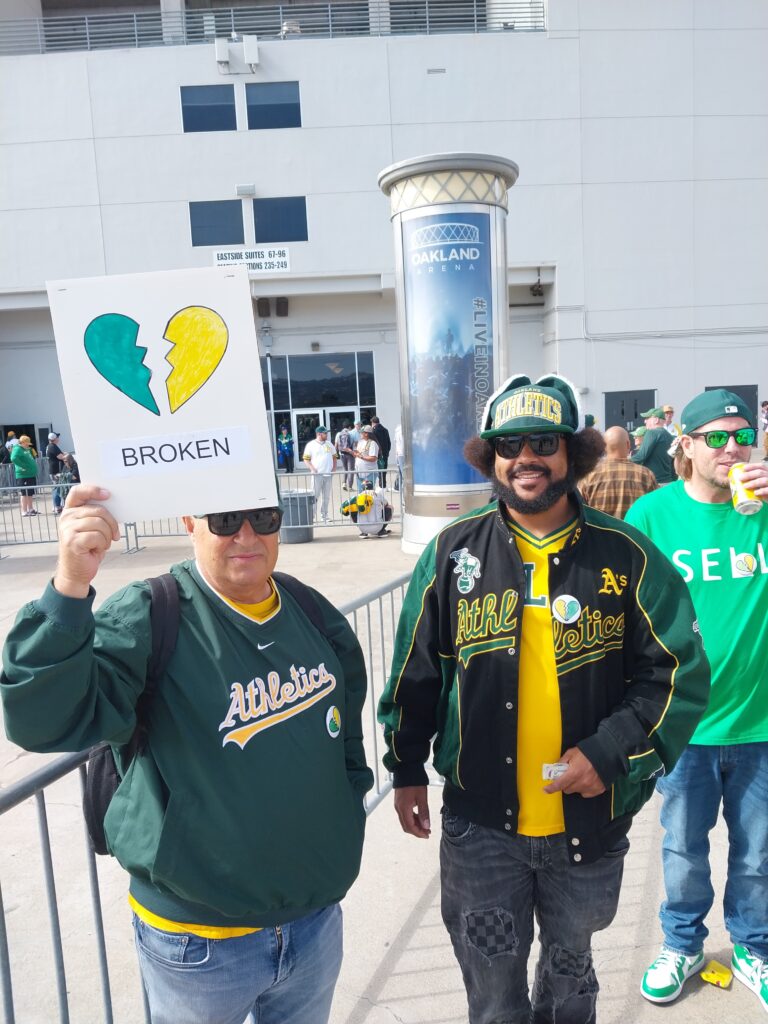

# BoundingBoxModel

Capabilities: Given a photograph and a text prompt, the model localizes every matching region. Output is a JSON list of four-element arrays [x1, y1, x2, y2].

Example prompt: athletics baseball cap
[[480, 374, 580, 440], [360, 424, 374, 434], [315, 424, 328, 434], [681, 389, 754, 434], [639, 407, 664, 419], [631, 426, 647, 438], [48, 432, 59, 440]]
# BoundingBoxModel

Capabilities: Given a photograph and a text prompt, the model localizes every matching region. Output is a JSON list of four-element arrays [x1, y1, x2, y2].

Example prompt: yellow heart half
[[164, 306, 228, 413]]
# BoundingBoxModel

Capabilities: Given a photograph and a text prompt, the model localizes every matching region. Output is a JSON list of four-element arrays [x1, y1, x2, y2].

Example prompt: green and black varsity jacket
[[378, 497, 710, 864]]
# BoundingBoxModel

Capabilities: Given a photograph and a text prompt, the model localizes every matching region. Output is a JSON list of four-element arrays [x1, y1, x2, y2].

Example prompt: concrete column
[[378, 153, 518, 551]]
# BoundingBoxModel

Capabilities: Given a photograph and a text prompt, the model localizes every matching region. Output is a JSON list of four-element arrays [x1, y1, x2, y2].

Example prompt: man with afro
[[378, 373, 709, 1024]]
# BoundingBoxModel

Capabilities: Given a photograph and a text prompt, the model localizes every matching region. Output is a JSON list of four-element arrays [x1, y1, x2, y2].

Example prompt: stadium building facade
[[1, 0, 767, 457]]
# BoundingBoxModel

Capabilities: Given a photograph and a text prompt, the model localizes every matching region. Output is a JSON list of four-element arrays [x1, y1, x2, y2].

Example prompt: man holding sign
[[1, 485, 372, 1024]]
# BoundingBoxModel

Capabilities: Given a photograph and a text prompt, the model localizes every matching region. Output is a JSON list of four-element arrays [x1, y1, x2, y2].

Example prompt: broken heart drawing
[[83, 306, 229, 416]]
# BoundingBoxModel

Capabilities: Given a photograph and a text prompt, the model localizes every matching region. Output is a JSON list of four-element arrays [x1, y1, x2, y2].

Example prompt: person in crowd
[[631, 407, 675, 483], [378, 373, 709, 1024], [626, 390, 768, 1013], [394, 423, 405, 491], [276, 423, 295, 474], [1, 485, 373, 1024], [302, 425, 337, 523], [370, 416, 391, 488], [10, 434, 39, 517], [631, 425, 646, 450], [662, 405, 680, 436], [57, 452, 80, 504], [334, 422, 356, 490], [760, 399, 768, 461], [579, 425, 657, 518], [349, 421, 362, 449], [340, 477, 391, 538], [354, 425, 379, 489], [46, 431, 66, 514], [5, 430, 18, 451]]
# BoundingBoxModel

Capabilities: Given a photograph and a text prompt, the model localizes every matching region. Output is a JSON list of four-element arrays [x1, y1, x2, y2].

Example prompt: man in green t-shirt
[[626, 389, 768, 1013], [630, 406, 675, 483]]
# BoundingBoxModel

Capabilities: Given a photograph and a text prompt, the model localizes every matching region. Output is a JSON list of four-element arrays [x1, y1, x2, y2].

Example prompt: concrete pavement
[[0, 519, 760, 1022]]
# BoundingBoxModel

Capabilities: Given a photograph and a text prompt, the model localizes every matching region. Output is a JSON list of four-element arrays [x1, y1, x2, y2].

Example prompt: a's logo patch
[[450, 547, 482, 594], [598, 568, 627, 595], [733, 553, 756, 577], [552, 595, 581, 624], [326, 706, 341, 737]]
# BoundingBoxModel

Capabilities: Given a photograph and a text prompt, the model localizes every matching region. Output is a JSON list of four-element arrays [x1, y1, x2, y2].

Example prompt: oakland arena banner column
[[378, 153, 519, 551]]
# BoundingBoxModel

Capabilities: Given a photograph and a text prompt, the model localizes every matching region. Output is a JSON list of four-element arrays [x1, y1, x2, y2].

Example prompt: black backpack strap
[[125, 572, 180, 759], [272, 571, 338, 653], [147, 573, 180, 685]]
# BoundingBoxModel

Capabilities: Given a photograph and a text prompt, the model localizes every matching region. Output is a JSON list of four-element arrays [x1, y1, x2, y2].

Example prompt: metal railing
[[0, 469, 404, 554], [0, 1, 545, 56], [0, 571, 411, 1023], [125, 468, 402, 550]]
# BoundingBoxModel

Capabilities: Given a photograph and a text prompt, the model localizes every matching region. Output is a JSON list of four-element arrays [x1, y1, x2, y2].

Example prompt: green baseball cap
[[639, 407, 664, 419], [479, 374, 580, 440], [631, 426, 647, 438], [681, 389, 754, 434]]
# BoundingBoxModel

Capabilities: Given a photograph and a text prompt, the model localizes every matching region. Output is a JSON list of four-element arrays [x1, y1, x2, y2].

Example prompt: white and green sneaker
[[732, 945, 768, 1014], [640, 947, 705, 1004]]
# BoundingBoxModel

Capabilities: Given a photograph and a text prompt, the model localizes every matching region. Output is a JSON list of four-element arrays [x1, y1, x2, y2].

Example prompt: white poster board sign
[[47, 266, 277, 523]]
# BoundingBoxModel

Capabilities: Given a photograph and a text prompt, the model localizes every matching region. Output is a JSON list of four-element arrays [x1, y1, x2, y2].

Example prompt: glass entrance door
[[292, 409, 322, 463], [327, 409, 357, 443], [293, 407, 360, 464]]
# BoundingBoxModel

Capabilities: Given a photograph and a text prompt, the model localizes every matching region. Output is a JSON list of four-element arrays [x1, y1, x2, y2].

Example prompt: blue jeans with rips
[[440, 813, 627, 1024], [657, 742, 768, 959], [133, 903, 342, 1024]]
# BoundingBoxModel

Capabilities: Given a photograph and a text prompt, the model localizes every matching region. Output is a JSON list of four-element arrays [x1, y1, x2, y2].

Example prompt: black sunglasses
[[688, 428, 756, 449], [195, 507, 283, 536], [494, 433, 563, 459]]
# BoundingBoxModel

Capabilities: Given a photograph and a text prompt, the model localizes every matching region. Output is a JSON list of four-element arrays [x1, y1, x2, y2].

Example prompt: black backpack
[[82, 570, 333, 855]]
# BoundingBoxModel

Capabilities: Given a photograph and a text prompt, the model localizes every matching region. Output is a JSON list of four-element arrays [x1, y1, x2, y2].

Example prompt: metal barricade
[[0, 572, 411, 1023], [123, 469, 404, 552], [0, 485, 62, 549], [0, 470, 404, 555]]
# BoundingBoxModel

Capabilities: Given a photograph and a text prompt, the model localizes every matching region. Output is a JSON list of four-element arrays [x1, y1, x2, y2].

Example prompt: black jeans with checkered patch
[[440, 813, 627, 1024]]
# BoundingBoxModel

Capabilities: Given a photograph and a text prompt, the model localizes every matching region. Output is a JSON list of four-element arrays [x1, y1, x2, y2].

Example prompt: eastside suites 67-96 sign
[[213, 247, 290, 274]]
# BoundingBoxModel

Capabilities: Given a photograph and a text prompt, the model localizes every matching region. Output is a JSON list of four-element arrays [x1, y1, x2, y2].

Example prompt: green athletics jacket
[[378, 497, 710, 865], [1, 562, 373, 927]]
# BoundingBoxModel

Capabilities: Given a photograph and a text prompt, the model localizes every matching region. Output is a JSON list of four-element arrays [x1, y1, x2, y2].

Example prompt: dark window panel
[[254, 196, 308, 244], [189, 200, 244, 247], [246, 81, 301, 130], [269, 355, 290, 409], [288, 353, 357, 406], [180, 84, 236, 132], [356, 351, 376, 406], [360, 406, 377, 426]]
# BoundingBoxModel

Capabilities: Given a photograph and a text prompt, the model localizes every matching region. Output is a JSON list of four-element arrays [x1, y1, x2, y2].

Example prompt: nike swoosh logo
[[257, 642, 275, 651]]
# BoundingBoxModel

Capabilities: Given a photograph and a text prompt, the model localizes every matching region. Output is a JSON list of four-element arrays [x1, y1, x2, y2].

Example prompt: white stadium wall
[[1, 0, 766, 436]]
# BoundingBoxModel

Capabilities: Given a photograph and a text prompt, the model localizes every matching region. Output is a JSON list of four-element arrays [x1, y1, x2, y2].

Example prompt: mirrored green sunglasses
[[688, 428, 755, 449]]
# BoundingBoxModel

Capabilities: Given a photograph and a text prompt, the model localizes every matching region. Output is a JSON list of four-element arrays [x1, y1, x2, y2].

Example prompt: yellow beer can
[[728, 463, 762, 516]]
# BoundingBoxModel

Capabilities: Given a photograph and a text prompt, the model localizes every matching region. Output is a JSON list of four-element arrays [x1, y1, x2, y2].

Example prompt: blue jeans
[[133, 903, 342, 1024], [440, 813, 627, 1024], [657, 742, 768, 959]]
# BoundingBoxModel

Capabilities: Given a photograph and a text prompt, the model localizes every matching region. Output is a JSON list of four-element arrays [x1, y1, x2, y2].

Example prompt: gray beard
[[495, 465, 576, 515]]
